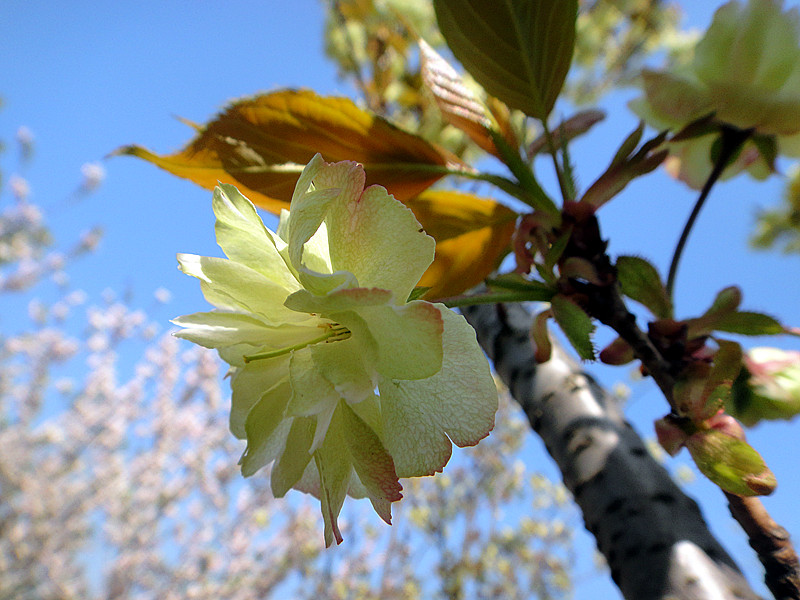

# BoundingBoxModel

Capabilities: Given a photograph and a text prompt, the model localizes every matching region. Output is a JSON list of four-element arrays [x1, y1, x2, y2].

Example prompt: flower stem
[[665, 126, 753, 300], [441, 290, 550, 309], [243, 326, 350, 363]]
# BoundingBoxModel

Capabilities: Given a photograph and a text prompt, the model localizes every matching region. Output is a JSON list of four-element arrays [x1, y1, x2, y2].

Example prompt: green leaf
[[616, 255, 672, 318], [713, 311, 785, 335], [686, 289, 787, 338], [550, 294, 595, 360], [433, 0, 578, 121], [610, 122, 644, 168], [686, 429, 776, 496], [687, 286, 743, 337], [407, 286, 432, 302], [486, 273, 555, 299], [706, 286, 742, 316]]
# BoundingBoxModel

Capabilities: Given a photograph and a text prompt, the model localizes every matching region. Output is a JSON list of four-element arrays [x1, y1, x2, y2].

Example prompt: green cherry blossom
[[173, 154, 498, 546], [630, 0, 800, 188], [729, 347, 800, 426]]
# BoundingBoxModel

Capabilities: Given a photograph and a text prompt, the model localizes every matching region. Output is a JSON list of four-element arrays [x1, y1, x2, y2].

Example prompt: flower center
[[243, 323, 351, 363]]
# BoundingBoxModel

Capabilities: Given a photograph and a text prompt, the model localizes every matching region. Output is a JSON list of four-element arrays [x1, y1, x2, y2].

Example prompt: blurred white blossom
[[15, 125, 34, 160], [9, 174, 30, 201], [80, 161, 106, 192], [154, 286, 172, 304]]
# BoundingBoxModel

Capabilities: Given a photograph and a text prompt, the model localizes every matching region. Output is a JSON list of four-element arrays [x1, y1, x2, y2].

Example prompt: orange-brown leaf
[[419, 40, 500, 158], [405, 190, 518, 299], [115, 89, 458, 213]]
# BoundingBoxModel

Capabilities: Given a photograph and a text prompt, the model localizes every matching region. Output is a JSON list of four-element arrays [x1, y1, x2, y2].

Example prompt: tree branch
[[462, 302, 760, 600], [726, 493, 800, 600], [584, 271, 800, 600], [553, 201, 800, 598]]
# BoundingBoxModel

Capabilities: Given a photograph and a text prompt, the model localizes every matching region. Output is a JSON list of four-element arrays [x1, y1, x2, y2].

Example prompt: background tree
[[119, 1, 800, 599]]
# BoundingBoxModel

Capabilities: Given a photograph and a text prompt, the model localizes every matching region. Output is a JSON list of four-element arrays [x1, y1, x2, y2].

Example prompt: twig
[[726, 493, 800, 600], [666, 126, 752, 299]]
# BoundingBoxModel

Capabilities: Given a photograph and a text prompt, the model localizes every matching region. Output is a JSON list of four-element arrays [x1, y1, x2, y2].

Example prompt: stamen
[[243, 324, 351, 363]]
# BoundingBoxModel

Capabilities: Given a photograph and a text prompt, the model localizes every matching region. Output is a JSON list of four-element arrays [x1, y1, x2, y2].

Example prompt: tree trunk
[[462, 302, 761, 600]]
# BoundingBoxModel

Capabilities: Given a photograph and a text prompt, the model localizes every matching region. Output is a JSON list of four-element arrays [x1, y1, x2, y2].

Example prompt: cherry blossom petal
[[240, 379, 293, 476], [212, 183, 299, 289], [379, 307, 497, 477]]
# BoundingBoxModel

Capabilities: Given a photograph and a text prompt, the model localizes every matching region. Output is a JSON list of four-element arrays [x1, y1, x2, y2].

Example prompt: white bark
[[462, 302, 761, 600]]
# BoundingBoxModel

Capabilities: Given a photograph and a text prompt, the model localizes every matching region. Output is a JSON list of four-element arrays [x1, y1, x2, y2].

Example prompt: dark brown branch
[[588, 279, 677, 406], [726, 493, 800, 600]]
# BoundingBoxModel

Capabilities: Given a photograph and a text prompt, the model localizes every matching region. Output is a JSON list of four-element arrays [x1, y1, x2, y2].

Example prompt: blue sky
[[2, 1, 798, 598]]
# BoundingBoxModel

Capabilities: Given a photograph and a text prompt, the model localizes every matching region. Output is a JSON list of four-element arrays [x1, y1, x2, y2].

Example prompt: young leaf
[[528, 109, 606, 155], [712, 311, 785, 336], [673, 342, 742, 422], [700, 341, 743, 420], [613, 123, 648, 168], [531, 308, 553, 363], [115, 89, 456, 212], [580, 126, 668, 210], [550, 294, 595, 360], [405, 190, 518, 299], [686, 286, 744, 337], [486, 96, 520, 151], [685, 429, 776, 496], [599, 336, 635, 366], [616, 255, 672, 319], [710, 340, 744, 390], [433, 0, 578, 121], [419, 39, 501, 158], [706, 286, 742, 316]]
